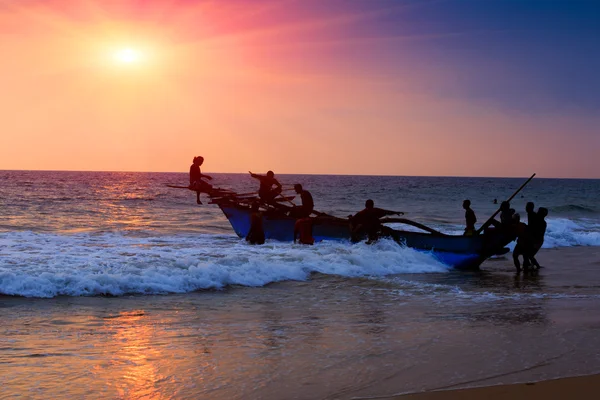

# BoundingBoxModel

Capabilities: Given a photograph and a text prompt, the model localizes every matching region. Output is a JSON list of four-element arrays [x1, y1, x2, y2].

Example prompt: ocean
[[1, 171, 600, 399]]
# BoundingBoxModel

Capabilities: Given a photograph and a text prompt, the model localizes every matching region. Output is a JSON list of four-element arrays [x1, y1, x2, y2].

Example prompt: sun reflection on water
[[96, 311, 167, 399]]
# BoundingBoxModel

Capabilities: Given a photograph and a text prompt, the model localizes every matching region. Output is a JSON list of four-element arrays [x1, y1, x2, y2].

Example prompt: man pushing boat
[[350, 199, 404, 244]]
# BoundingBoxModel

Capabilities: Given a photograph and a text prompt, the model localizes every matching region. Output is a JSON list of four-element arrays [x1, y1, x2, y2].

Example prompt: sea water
[[1, 171, 600, 399], [1, 171, 599, 297]]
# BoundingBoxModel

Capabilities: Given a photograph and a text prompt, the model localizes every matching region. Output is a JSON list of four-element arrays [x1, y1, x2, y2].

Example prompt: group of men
[[462, 199, 548, 271], [245, 170, 403, 245], [512, 202, 548, 271], [191, 157, 550, 266], [248, 171, 315, 218]]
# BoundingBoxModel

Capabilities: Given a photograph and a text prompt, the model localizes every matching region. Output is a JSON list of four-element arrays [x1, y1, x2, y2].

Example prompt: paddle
[[476, 173, 536, 234], [277, 192, 296, 207], [166, 184, 193, 189]]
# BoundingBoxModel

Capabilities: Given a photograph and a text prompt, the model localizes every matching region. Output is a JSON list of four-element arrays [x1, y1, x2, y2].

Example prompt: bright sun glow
[[114, 48, 141, 64]]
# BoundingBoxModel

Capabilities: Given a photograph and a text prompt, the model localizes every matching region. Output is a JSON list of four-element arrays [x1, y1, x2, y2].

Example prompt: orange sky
[[1, 0, 598, 178]]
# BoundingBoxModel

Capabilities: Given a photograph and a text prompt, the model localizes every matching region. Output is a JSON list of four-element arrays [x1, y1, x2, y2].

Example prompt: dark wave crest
[[550, 204, 597, 214]]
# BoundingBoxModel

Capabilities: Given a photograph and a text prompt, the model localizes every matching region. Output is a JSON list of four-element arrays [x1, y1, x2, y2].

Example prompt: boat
[[169, 173, 536, 270], [214, 198, 515, 270]]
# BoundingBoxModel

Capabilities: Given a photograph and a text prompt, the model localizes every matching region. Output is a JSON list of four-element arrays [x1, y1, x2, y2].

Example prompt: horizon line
[[2, 168, 599, 180]]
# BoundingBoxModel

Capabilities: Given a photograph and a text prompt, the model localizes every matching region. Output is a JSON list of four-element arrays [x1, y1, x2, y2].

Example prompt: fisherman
[[350, 199, 404, 244], [294, 217, 315, 245], [249, 170, 283, 204], [499, 201, 513, 226], [189, 156, 213, 204], [512, 213, 532, 272], [462, 199, 477, 236], [525, 202, 537, 227], [521, 202, 538, 268], [246, 202, 265, 245], [289, 184, 314, 218], [528, 207, 548, 269]]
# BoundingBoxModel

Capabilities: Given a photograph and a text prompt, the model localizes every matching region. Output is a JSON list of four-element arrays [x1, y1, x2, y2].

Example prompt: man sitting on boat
[[289, 184, 314, 218], [190, 156, 213, 204], [350, 199, 404, 244], [249, 170, 283, 204]]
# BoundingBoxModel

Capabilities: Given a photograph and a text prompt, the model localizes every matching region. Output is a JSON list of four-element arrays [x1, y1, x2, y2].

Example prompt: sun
[[113, 48, 142, 64]]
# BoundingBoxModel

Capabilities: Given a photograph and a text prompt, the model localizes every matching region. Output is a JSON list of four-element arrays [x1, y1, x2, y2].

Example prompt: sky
[[0, 0, 599, 178]]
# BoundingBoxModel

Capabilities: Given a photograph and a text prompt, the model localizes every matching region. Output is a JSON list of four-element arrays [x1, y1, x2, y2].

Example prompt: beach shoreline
[[385, 373, 600, 400], [2, 245, 600, 399]]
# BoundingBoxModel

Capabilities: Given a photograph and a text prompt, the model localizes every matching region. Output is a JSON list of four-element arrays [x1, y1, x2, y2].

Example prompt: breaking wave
[[1, 215, 598, 298], [0, 232, 447, 298]]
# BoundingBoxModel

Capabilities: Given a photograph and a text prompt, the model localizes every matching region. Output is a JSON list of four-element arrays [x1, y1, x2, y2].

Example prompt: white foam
[[383, 278, 600, 302], [416, 218, 600, 249], [0, 232, 448, 298], [542, 218, 600, 248]]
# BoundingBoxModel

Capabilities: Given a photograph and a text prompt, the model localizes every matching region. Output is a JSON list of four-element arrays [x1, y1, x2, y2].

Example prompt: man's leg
[[513, 246, 522, 272]]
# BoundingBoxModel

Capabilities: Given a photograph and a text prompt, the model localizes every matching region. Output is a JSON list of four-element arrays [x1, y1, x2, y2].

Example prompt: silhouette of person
[[499, 201, 513, 225], [249, 170, 282, 204], [246, 202, 265, 245], [522, 202, 538, 268], [463, 199, 477, 236], [526, 202, 537, 226], [350, 199, 403, 244], [528, 207, 548, 269], [289, 184, 314, 218], [294, 218, 315, 245], [189, 156, 213, 204], [512, 213, 533, 272], [493, 198, 498, 204]]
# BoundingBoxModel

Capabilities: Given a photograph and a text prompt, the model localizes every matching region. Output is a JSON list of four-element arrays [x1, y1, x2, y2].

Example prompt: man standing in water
[[350, 199, 403, 244], [528, 207, 548, 269], [522, 202, 537, 268], [526, 202, 537, 227], [463, 199, 477, 236], [512, 213, 532, 272], [294, 217, 315, 245], [189, 156, 213, 204], [246, 202, 265, 245]]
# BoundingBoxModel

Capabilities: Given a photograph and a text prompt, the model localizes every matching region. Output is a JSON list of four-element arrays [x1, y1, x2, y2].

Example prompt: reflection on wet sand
[[97, 311, 166, 399]]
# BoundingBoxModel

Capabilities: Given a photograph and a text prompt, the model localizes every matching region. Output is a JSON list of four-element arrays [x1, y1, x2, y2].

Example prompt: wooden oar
[[380, 218, 446, 236], [165, 184, 236, 195], [310, 210, 329, 217], [277, 192, 297, 207], [476, 173, 536, 234], [166, 184, 192, 189]]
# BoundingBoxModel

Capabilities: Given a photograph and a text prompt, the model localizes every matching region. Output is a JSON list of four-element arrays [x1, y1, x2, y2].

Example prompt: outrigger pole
[[476, 173, 536, 234]]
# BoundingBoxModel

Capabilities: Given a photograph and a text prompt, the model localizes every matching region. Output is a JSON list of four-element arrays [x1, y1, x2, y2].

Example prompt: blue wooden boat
[[216, 202, 514, 270], [173, 173, 535, 270]]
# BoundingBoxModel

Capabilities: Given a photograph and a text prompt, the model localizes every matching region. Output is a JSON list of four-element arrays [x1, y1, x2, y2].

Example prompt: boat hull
[[218, 204, 512, 270]]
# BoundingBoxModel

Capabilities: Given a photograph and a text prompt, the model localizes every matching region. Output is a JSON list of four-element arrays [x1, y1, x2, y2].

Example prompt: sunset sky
[[0, 0, 598, 178]]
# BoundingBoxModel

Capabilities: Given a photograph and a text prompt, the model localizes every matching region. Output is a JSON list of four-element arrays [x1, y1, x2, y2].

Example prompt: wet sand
[[390, 374, 600, 400]]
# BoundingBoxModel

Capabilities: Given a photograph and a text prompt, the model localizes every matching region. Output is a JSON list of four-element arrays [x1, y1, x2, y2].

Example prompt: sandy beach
[[390, 374, 600, 400]]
